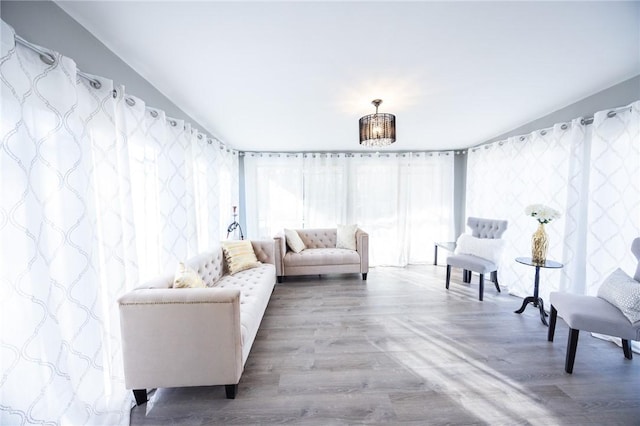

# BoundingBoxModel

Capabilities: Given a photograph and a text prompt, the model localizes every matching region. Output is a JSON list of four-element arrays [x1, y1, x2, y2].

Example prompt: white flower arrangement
[[524, 204, 561, 224]]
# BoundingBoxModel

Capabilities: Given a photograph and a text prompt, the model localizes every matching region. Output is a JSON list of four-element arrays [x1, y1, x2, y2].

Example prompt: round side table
[[514, 257, 563, 326]]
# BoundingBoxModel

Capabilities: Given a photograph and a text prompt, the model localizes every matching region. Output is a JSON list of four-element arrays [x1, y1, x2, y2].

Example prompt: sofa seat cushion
[[284, 248, 360, 267], [216, 263, 276, 361]]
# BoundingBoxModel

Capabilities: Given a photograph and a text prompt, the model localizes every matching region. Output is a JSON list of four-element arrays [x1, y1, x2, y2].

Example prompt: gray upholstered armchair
[[445, 217, 508, 301], [548, 237, 640, 373]]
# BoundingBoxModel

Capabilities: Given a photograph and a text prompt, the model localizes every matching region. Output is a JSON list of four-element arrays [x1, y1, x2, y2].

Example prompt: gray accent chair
[[445, 217, 509, 301], [548, 237, 640, 373]]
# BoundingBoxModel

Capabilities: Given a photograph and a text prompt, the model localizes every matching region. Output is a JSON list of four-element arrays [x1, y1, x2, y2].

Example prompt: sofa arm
[[356, 228, 369, 274], [273, 232, 286, 277], [251, 239, 276, 266], [118, 288, 243, 390]]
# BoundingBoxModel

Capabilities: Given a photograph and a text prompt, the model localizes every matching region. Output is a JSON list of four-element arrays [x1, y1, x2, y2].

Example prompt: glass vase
[[531, 223, 548, 264]]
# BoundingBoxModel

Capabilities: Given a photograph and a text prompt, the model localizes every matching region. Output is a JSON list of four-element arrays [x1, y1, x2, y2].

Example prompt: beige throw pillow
[[221, 240, 262, 275], [173, 262, 206, 288], [336, 224, 358, 250], [284, 228, 306, 253]]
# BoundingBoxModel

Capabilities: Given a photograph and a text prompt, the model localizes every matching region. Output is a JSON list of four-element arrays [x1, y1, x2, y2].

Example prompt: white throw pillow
[[284, 228, 306, 253], [454, 233, 506, 266], [336, 224, 358, 250], [173, 262, 206, 288], [597, 268, 640, 323]]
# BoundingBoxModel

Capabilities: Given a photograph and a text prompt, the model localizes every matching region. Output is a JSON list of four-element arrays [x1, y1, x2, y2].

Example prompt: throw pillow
[[454, 233, 506, 266], [173, 262, 206, 288], [597, 268, 640, 323], [336, 224, 358, 250], [221, 240, 262, 275], [284, 228, 306, 253]]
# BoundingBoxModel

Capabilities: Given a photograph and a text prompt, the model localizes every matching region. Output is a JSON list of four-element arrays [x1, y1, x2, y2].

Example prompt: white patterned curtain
[[465, 101, 640, 302], [0, 22, 238, 425], [243, 153, 304, 238], [243, 151, 455, 266], [585, 103, 640, 294]]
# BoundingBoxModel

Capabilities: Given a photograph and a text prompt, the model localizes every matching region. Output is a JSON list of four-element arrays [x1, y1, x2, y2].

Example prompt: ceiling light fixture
[[359, 99, 396, 147]]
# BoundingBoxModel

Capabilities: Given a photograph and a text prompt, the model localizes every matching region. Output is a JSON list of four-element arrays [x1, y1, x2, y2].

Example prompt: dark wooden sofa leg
[[478, 274, 484, 301], [133, 389, 147, 405], [566, 328, 580, 374], [622, 339, 633, 360], [277, 276, 283, 283], [225, 384, 238, 399], [492, 271, 501, 292], [548, 305, 557, 342], [362, 273, 367, 280], [445, 265, 451, 289]]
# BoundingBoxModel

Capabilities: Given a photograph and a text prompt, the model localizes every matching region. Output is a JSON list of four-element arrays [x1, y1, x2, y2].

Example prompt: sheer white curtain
[[465, 101, 640, 302], [584, 103, 640, 294], [243, 151, 455, 266], [0, 22, 238, 425], [243, 153, 304, 238], [303, 153, 349, 227]]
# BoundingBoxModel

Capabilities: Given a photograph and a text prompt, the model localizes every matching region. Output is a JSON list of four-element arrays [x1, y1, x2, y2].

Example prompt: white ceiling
[[56, 1, 639, 152]]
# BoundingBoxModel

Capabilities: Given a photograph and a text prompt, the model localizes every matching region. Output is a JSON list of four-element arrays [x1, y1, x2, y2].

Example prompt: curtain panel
[[0, 22, 238, 425], [243, 151, 455, 266], [465, 101, 640, 303]]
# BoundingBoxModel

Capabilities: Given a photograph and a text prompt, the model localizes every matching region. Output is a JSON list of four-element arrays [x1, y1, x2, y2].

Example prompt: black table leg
[[434, 244, 438, 265], [514, 296, 549, 326], [537, 297, 548, 326], [532, 265, 541, 307], [515, 296, 536, 314]]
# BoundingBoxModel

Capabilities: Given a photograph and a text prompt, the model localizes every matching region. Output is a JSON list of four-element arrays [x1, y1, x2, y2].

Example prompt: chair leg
[[492, 271, 501, 292], [133, 389, 147, 405], [462, 269, 468, 283], [565, 328, 580, 374], [445, 265, 451, 289], [622, 339, 633, 360], [478, 274, 484, 301], [548, 305, 557, 342]]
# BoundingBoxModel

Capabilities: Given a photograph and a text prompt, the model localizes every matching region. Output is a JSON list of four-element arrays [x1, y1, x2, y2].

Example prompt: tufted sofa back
[[186, 247, 226, 287], [467, 217, 508, 239], [296, 228, 338, 249]]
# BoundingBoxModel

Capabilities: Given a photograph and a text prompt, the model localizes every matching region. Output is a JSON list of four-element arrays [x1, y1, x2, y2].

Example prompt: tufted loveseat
[[274, 228, 369, 281], [118, 240, 276, 404]]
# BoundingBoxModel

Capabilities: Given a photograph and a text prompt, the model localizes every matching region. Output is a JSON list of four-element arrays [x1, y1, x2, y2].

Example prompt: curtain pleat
[[0, 21, 238, 425]]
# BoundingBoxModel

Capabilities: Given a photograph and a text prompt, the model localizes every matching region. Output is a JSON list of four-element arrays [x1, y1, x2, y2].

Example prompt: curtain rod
[[13, 33, 235, 153], [469, 104, 633, 152], [15, 35, 102, 89]]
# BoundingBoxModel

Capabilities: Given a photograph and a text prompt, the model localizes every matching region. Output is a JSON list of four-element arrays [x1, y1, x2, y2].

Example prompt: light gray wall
[[1, 0, 208, 130], [479, 75, 640, 146], [453, 152, 467, 238]]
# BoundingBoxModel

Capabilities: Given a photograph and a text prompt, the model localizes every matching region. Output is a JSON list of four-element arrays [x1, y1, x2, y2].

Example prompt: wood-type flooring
[[130, 265, 640, 425]]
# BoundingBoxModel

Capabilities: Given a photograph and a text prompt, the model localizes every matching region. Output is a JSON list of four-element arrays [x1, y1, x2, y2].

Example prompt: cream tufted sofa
[[118, 240, 276, 405], [274, 228, 369, 281]]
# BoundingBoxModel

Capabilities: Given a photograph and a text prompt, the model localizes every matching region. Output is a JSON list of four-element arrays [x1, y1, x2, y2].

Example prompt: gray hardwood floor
[[130, 265, 640, 425]]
